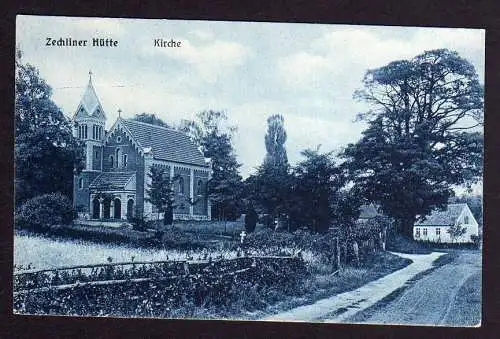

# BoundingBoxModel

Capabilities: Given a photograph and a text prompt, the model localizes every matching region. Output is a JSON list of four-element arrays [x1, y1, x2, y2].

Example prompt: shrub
[[244, 208, 258, 233], [130, 215, 147, 232], [15, 193, 74, 231], [470, 234, 481, 248]]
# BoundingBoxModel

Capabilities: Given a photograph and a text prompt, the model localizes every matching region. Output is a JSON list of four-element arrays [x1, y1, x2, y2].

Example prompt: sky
[[16, 15, 485, 185]]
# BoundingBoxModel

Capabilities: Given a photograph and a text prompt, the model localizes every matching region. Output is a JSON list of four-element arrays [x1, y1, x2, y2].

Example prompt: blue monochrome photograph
[[14, 15, 484, 326]]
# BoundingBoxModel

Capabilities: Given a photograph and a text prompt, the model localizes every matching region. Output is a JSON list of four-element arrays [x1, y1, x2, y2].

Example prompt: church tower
[[73, 72, 106, 218]]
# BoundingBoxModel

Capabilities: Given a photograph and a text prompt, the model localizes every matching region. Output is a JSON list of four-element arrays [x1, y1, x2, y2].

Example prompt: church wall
[[193, 170, 209, 215], [173, 166, 190, 214], [102, 129, 140, 172], [74, 171, 101, 218], [92, 145, 103, 170], [135, 156, 146, 217]]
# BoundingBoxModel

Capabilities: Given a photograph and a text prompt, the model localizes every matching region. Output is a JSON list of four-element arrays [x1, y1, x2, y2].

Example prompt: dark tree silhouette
[[343, 49, 483, 237]]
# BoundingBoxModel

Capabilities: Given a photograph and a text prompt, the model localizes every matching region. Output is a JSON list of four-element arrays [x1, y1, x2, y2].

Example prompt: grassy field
[[14, 222, 412, 319], [14, 234, 240, 270]]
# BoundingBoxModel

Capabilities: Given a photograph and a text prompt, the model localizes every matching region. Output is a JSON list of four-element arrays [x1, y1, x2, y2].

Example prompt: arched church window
[[78, 178, 84, 189], [122, 154, 128, 168], [110, 155, 114, 167], [115, 148, 121, 168], [117, 136, 122, 143], [197, 180, 203, 195], [178, 177, 184, 194]]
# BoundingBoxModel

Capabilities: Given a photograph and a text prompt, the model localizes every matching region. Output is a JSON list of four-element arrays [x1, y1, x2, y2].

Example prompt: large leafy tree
[[132, 113, 170, 128], [179, 110, 243, 220], [146, 166, 176, 226], [291, 148, 346, 233], [15, 50, 84, 204], [343, 49, 483, 237]]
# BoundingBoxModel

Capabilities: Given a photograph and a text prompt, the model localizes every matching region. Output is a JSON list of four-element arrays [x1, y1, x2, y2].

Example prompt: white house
[[413, 203, 479, 243]]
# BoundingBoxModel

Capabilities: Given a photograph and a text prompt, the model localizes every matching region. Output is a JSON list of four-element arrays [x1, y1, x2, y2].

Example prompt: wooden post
[[336, 237, 341, 270]]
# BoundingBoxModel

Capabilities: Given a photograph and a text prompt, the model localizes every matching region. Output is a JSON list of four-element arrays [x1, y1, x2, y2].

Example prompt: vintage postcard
[[14, 15, 484, 326]]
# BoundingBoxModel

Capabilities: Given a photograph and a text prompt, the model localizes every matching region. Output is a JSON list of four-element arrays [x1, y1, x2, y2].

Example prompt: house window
[[84, 125, 88, 139], [423, 228, 428, 236], [197, 179, 203, 195], [95, 150, 99, 159], [415, 228, 420, 238], [122, 154, 128, 168], [178, 177, 184, 194], [436, 228, 441, 236], [464, 215, 469, 224], [78, 178, 84, 189]]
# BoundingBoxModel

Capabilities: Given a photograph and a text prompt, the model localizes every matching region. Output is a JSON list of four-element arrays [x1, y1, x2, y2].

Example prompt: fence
[[13, 255, 306, 316]]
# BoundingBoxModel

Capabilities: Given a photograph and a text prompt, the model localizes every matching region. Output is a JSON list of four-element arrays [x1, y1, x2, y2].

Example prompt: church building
[[72, 74, 211, 222]]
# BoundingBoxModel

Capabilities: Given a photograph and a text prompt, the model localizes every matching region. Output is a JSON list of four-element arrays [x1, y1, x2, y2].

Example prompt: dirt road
[[264, 251, 446, 322], [347, 251, 481, 326]]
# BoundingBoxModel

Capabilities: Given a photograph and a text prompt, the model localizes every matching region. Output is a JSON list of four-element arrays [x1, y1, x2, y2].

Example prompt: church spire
[[73, 71, 106, 120]]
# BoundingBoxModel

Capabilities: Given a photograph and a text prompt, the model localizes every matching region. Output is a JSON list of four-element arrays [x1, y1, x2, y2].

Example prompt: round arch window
[[117, 136, 122, 143]]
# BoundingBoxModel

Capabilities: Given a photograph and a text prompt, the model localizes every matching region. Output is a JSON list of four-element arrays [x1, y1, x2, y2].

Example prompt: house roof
[[414, 203, 468, 227], [119, 119, 208, 167], [359, 204, 381, 219], [89, 172, 135, 190]]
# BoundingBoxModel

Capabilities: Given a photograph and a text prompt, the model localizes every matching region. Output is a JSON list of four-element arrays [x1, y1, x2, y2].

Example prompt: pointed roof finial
[[118, 108, 122, 118], [89, 69, 93, 82]]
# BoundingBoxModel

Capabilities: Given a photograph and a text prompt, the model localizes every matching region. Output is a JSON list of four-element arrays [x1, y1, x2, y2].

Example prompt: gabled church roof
[[73, 73, 106, 120], [118, 119, 208, 167], [415, 203, 468, 227], [90, 172, 135, 190]]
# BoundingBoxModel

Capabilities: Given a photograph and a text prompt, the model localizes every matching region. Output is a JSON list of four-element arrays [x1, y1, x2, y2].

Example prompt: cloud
[[149, 38, 250, 83], [16, 17, 484, 180], [278, 52, 330, 90]]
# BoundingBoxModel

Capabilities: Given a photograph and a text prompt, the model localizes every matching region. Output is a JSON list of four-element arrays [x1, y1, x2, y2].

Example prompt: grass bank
[[243, 251, 411, 320]]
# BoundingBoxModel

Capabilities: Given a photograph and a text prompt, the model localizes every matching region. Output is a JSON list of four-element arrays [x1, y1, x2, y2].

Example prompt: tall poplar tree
[[250, 114, 293, 227], [179, 110, 243, 220]]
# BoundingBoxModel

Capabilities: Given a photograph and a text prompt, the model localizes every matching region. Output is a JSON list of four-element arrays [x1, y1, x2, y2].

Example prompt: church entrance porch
[[89, 192, 135, 221]]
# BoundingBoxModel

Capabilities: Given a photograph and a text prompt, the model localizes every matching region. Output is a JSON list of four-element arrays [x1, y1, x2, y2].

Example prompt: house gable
[[413, 203, 479, 243]]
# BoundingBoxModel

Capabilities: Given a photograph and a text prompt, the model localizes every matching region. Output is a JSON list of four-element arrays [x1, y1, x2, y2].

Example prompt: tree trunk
[[397, 216, 415, 238]]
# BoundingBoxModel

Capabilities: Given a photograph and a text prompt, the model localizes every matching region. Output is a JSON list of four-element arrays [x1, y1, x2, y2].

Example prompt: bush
[[470, 234, 481, 248], [244, 208, 258, 233], [130, 216, 147, 232], [15, 193, 74, 231]]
